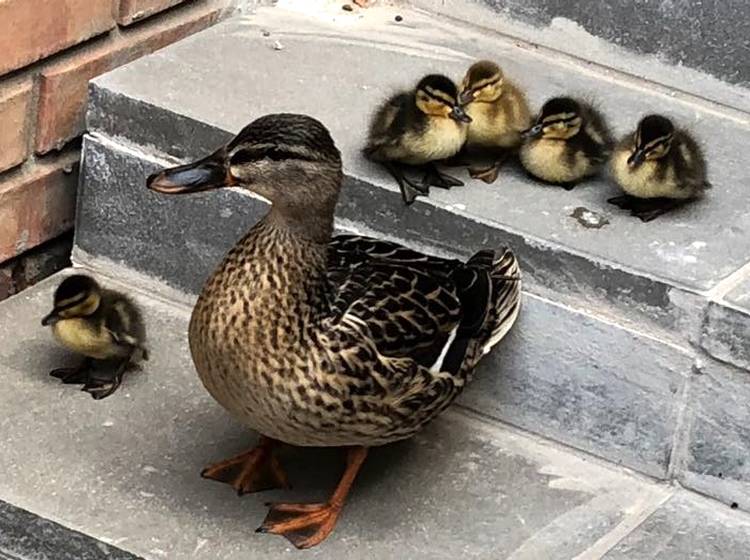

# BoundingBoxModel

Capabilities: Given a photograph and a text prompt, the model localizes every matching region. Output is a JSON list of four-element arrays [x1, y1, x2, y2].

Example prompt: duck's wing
[[102, 295, 146, 351], [364, 93, 412, 157], [327, 235, 492, 372]]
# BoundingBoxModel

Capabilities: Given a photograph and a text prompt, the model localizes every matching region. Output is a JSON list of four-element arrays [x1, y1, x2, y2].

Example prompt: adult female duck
[[147, 113, 522, 549]]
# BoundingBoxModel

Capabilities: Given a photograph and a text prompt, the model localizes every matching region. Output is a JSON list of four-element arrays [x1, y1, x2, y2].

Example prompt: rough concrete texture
[[0, 272, 679, 560], [727, 277, 750, 311], [78, 136, 693, 477], [700, 301, 750, 371], [603, 491, 750, 559], [461, 294, 691, 479], [0, 500, 141, 560], [679, 359, 750, 514], [85, 6, 750, 353], [405, 0, 750, 113]]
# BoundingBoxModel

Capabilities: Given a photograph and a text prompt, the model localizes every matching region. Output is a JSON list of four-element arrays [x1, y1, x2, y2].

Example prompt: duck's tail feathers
[[481, 248, 522, 356]]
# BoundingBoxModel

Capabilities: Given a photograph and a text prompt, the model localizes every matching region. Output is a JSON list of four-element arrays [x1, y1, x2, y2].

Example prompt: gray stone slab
[[0, 272, 670, 559], [727, 277, 750, 312], [700, 301, 750, 371], [406, 0, 750, 104], [0, 499, 141, 560], [88, 7, 750, 295], [78, 134, 705, 345], [679, 359, 750, 513], [603, 491, 750, 560], [78, 137, 692, 477], [460, 294, 691, 479]]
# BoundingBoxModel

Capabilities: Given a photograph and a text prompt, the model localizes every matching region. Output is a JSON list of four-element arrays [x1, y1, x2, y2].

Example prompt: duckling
[[457, 60, 531, 183], [148, 113, 522, 549], [608, 114, 710, 222], [41, 274, 148, 400], [519, 97, 614, 190], [364, 74, 471, 205]]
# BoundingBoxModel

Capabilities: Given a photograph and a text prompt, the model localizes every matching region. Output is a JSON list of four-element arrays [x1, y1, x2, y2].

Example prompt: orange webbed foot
[[257, 501, 343, 549], [201, 437, 290, 495]]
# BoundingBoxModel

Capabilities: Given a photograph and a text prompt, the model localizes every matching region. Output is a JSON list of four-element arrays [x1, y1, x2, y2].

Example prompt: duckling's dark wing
[[674, 131, 710, 192], [578, 104, 614, 163], [103, 295, 147, 352], [364, 93, 414, 157]]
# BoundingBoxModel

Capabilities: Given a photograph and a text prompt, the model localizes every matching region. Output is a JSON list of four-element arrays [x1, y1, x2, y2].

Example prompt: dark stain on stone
[[571, 206, 610, 229]]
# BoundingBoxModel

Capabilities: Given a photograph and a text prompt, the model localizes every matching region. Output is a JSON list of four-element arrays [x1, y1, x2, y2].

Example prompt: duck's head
[[628, 114, 674, 168], [523, 97, 582, 140], [42, 275, 101, 326], [147, 113, 343, 219], [415, 74, 471, 124], [458, 60, 504, 105]]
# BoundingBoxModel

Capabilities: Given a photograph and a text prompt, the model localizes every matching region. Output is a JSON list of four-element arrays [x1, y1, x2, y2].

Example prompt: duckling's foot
[[256, 447, 368, 549], [468, 164, 500, 184], [201, 437, 289, 495], [422, 164, 463, 190], [50, 358, 91, 384], [383, 162, 428, 205], [441, 153, 471, 167], [83, 376, 121, 400], [607, 195, 639, 210], [632, 198, 686, 222], [50, 367, 88, 384], [559, 182, 577, 191]]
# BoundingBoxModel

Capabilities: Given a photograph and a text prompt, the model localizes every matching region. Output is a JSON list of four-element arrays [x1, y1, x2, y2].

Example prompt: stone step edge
[[81, 119, 750, 364]]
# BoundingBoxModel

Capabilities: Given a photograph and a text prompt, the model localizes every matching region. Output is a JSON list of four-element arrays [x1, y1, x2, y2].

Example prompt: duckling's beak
[[522, 124, 544, 139], [627, 149, 646, 168], [450, 105, 472, 123], [41, 310, 60, 326], [147, 147, 236, 194], [458, 90, 474, 106]]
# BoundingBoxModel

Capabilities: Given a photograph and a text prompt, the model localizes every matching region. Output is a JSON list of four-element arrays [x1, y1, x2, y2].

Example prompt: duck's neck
[[235, 208, 333, 322]]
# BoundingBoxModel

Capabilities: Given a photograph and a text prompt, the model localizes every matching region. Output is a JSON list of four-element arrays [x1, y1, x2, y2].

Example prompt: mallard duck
[[457, 60, 531, 183], [519, 96, 613, 190], [608, 114, 710, 222], [41, 274, 148, 400], [364, 74, 471, 205], [147, 113, 522, 549]]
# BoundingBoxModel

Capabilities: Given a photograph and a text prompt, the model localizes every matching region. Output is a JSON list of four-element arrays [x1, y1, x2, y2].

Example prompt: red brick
[[0, 81, 32, 173], [118, 0, 189, 26], [35, 5, 221, 154], [0, 153, 79, 262], [0, 0, 115, 76]]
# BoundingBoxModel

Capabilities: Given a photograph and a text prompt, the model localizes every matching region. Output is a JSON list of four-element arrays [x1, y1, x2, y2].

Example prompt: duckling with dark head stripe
[[364, 74, 471, 205], [42, 274, 148, 400], [520, 97, 613, 190], [458, 60, 531, 183], [609, 114, 710, 222]]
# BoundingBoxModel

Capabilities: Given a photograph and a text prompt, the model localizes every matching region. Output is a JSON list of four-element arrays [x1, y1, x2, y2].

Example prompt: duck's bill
[[41, 310, 60, 326], [450, 105, 472, 123], [627, 150, 646, 167], [147, 148, 235, 194], [457, 91, 474, 106], [521, 124, 543, 139]]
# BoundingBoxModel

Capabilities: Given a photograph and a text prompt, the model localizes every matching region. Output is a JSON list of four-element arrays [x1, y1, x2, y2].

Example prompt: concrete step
[[73, 1, 750, 511], [1, 271, 748, 559]]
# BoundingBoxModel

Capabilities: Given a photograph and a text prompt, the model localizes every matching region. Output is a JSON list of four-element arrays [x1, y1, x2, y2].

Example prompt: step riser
[[404, 0, 750, 113]]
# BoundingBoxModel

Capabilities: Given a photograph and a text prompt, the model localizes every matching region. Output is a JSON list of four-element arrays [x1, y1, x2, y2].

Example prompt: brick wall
[[0, 0, 226, 300]]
